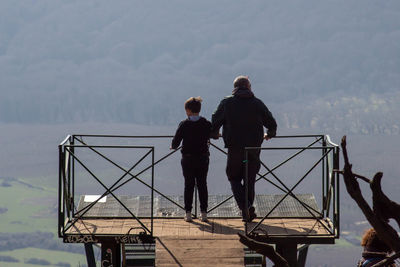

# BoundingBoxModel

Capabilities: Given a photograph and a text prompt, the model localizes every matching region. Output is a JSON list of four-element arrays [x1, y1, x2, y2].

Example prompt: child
[[171, 97, 211, 222]]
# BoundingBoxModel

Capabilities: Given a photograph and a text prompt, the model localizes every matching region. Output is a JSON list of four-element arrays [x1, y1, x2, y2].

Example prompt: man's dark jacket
[[211, 87, 277, 148]]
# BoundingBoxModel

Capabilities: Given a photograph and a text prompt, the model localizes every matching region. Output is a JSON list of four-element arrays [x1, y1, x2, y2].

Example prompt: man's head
[[184, 96, 202, 115], [233, 75, 251, 90]]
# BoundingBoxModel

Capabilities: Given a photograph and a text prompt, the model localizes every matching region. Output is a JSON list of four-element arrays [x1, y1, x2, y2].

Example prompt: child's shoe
[[184, 212, 192, 222], [199, 212, 208, 222]]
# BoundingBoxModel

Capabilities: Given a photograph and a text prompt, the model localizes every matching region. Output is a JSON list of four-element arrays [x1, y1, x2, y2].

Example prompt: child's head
[[184, 97, 202, 115]]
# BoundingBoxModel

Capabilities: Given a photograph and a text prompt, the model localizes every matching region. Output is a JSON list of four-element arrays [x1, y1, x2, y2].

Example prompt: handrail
[[325, 135, 339, 147], [243, 135, 339, 236], [58, 134, 340, 240]]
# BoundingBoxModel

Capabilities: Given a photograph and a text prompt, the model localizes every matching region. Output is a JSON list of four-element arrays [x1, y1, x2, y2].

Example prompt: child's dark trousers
[[181, 154, 209, 213]]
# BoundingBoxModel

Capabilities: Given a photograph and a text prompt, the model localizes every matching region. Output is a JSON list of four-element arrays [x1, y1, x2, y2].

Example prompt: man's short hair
[[233, 75, 251, 89], [185, 96, 202, 113]]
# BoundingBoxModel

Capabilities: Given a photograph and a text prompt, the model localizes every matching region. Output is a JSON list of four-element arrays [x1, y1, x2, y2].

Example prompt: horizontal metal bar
[[70, 134, 325, 139], [245, 146, 335, 150], [257, 234, 335, 237], [63, 145, 155, 149], [271, 135, 324, 138], [74, 215, 324, 220], [65, 233, 153, 238], [73, 134, 174, 138]]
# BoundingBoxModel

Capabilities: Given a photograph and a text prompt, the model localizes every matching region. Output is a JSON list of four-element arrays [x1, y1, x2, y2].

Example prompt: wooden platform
[[65, 217, 334, 242], [64, 218, 334, 266]]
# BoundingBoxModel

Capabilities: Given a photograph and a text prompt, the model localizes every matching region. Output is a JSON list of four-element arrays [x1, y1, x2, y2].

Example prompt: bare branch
[[333, 169, 371, 183], [238, 233, 289, 267], [371, 173, 400, 227], [371, 251, 400, 267], [338, 136, 400, 253]]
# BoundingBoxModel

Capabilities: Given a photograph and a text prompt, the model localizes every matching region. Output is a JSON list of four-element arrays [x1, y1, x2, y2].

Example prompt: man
[[211, 75, 277, 222]]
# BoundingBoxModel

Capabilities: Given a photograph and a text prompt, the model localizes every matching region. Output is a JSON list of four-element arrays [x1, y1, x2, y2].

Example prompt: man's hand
[[210, 132, 222, 140], [264, 133, 272, 141]]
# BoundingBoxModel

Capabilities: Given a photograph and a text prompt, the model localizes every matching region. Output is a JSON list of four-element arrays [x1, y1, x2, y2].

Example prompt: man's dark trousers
[[181, 154, 209, 213], [226, 148, 261, 212]]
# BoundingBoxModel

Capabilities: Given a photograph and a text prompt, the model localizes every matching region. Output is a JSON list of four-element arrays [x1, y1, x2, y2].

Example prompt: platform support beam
[[84, 243, 96, 267], [276, 242, 297, 267], [297, 244, 309, 267], [101, 242, 121, 267]]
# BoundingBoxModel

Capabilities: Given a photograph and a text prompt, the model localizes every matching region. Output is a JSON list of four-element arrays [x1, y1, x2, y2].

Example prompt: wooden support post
[[84, 243, 96, 267], [276, 243, 297, 267], [101, 241, 121, 267]]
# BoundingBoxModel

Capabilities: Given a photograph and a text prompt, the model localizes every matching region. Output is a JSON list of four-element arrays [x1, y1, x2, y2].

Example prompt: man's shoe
[[242, 207, 257, 222], [199, 212, 208, 222], [184, 212, 193, 222], [248, 206, 257, 222]]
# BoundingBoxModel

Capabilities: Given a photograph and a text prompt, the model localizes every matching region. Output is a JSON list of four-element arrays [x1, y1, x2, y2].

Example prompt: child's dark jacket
[[171, 117, 212, 155]]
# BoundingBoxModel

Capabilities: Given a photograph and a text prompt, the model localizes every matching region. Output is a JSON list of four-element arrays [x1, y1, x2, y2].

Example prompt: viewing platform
[[58, 134, 340, 266]]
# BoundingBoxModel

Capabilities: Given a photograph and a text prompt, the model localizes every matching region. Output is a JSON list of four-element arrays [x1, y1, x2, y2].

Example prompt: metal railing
[[58, 134, 339, 240], [244, 135, 340, 237]]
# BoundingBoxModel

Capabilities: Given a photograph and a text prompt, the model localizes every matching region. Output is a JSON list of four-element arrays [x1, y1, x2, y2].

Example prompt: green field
[[0, 177, 55, 233], [0, 177, 93, 266], [0, 248, 88, 267]]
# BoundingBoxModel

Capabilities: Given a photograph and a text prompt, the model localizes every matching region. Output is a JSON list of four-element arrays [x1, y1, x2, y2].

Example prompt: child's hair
[[184, 97, 202, 113], [361, 228, 392, 253]]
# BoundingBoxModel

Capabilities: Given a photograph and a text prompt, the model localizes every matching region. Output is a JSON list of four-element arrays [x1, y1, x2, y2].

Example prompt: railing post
[[244, 148, 249, 234], [151, 147, 154, 236], [71, 135, 75, 218], [334, 146, 340, 238], [322, 137, 327, 217], [58, 144, 64, 238], [194, 184, 198, 218]]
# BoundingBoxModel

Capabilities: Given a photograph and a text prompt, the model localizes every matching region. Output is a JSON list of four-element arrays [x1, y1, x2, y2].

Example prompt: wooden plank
[[157, 261, 244, 267], [156, 238, 244, 267], [156, 248, 243, 258], [158, 239, 244, 248], [283, 219, 302, 235]]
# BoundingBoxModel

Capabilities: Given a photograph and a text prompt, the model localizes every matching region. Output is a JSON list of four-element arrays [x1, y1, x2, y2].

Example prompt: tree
[[335, 136, 400, 266], [238, 232, 289, 267], [238, 136, 400, 267]]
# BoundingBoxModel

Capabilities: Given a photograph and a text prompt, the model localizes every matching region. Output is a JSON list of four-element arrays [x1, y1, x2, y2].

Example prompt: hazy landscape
[[0, 1, 399, 266], [1, 123, 399, 266]]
